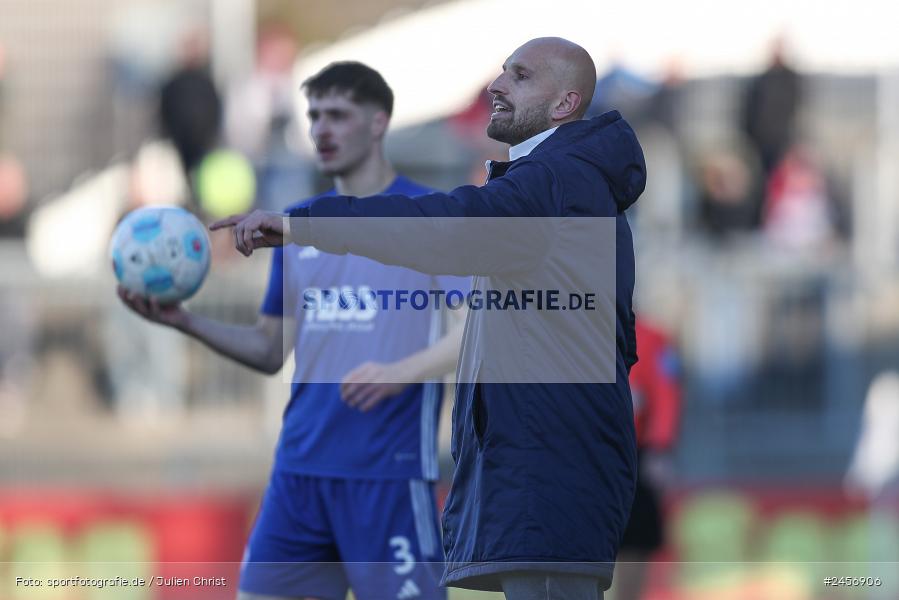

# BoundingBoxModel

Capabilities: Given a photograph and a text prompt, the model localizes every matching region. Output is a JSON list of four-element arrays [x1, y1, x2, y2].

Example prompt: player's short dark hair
[[302, 62, 394, 117]]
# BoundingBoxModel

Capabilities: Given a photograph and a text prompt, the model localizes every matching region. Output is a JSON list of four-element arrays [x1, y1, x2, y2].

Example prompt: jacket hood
[[534, 111, 646, 213]]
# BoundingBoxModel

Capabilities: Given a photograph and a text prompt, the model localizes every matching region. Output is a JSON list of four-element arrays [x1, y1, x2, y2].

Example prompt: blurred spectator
[[0, 154, 28, 237], [108, 2, 204, 97], [632, 125, 687, 239], [614, 319, 682, 600], [159, 27, 222, 179], [646, 58, 686, 137], [696, 151, 756, 238], [224, 23, 308, 210], [225, 23, 297, 159], [586, 61, 655, 123], [740, 38, 802, 177], [762, 144, 835, 251], [620, 60, 689, 238]]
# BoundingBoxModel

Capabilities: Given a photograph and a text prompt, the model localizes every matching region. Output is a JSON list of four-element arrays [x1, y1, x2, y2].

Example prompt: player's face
[[307, 92, 384, 176], [486, 45, 557, 146]]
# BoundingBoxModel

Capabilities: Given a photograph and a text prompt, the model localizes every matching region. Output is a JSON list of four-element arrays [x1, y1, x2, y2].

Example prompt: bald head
[[518, 37, 596, 118], [486, 37, 596, 145]]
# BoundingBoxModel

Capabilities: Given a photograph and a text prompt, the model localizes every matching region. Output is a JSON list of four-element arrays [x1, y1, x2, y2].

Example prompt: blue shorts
[[239, 472, 446, 600]]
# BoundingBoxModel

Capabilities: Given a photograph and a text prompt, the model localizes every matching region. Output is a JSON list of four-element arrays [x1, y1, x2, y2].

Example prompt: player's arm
[[397, 305, 467, 382], [211, 160, 561, 276], [117, 287, 291, 374], [293, 161, 560, 276], [341, 307, 467, 412], [178, 312, 293, 375]]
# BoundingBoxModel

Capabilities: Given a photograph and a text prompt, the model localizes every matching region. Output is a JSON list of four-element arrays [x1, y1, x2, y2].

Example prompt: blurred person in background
[[613, 319, 682, 600], [696, 151, 757, 240], [620, 60, 689, 238], [159, 26, 222, 184], [225, 23, 309, 210], [740, 38, 802, 184], [121, 62, 464, 600], [586, 60, 655, 125], [645, 59, 686, 139], [762, 143, 836, 251]]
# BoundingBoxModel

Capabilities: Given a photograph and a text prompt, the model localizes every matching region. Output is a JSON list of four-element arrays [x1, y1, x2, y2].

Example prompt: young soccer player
[[120, 62, 466, 600]]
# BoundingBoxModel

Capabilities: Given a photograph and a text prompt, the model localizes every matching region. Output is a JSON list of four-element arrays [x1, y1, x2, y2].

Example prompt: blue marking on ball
[[143, 265, 174, 294], [132, 216, 162, 243]]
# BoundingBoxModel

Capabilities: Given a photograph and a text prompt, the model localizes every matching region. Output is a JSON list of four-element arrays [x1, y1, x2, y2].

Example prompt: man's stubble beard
[[320, 149, 367, 178], [486, 99, 553, 146]]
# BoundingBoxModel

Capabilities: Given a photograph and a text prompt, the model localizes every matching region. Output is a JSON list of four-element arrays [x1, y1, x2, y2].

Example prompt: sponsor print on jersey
[[302, 285, 378, 332], [263, 177, 462, 482]]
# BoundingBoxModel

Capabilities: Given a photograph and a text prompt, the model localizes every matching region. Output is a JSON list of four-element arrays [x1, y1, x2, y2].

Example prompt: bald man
[[214, 38, 646, 600], [485, 37, 598, 146]]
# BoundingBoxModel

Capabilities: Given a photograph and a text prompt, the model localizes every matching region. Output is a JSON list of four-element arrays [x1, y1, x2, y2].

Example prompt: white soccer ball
[[110, 206, 211, 303]]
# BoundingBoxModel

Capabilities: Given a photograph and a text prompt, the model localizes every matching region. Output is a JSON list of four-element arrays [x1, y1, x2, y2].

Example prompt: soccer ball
[[110, 206, 211, 304]]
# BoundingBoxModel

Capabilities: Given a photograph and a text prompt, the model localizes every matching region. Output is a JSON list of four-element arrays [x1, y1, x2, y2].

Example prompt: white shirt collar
[[509, 126, 558, 161]]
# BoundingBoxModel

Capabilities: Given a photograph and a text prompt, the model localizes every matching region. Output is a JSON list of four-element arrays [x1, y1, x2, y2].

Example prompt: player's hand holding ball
[[116, 285, 189, 330], [110, 206, 210, 328]]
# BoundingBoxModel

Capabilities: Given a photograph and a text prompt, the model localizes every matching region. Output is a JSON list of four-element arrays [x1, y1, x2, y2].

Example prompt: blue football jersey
[[260, 176, 469, 480]]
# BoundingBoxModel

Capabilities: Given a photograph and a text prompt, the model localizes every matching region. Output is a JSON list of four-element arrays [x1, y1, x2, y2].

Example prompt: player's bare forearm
[[340, 308, 467, 411], [178, 312, 289, 375], [119, 289, 283, 374], [394, 308, 467, 382]]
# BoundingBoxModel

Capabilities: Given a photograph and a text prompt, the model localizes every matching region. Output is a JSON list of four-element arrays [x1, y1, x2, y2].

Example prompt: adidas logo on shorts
[[396, 578, 421, 599], [298, 246, 320, 260]]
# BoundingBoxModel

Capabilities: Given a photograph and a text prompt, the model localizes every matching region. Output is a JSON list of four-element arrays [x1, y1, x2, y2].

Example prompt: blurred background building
[[1, 0, 898, 598]]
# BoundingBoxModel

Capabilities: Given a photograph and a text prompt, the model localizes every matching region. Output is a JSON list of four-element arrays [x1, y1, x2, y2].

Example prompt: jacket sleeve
[[288, 160, 561, 276]]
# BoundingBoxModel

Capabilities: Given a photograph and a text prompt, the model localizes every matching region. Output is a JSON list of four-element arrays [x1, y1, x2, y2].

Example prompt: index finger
[[209, 214, 247, 231]]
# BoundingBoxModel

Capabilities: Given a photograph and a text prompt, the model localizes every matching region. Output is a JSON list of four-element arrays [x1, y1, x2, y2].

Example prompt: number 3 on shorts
[[390, 536, 416, 575]]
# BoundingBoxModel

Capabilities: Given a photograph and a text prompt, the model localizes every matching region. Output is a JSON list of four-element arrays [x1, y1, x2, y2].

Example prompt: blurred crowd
[[454, 38, 848, 257], [0, 7, 897, 600], [0, 21, 310, 242], [0, 6, 894, 496], [0, 25, 853, 256]]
